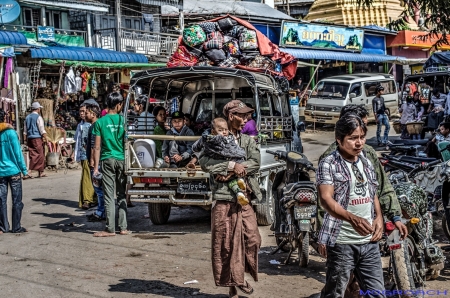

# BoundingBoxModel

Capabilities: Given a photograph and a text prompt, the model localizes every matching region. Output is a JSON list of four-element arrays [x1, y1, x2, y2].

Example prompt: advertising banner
[[37, 26, 55, 42], [280, 21, 364, 52]]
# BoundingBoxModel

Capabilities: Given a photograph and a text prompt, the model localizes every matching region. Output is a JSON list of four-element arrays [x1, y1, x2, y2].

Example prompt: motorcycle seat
[[395, 156, 439, 164], [283, 181, 316, 196], [388, 144, 421, 150]]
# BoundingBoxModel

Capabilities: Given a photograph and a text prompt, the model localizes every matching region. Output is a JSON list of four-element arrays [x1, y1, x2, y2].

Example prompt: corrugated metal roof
[[19, 0, 109, 12], [0, 31, 28, 45], [29, 46, 148, 63], [162, 0, 295, 21], [283, 48, 408, 63]]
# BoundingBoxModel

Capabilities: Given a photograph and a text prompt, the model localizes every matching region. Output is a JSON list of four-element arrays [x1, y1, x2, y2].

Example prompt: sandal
[[93, 231, 115, 237], [23, 175, 34, 180], [119, 230, 132, 235], [86, 214, 105, 222], [237, 280, 254, 295], [38, 173, 47, 178], [81, 203, 90, 210]]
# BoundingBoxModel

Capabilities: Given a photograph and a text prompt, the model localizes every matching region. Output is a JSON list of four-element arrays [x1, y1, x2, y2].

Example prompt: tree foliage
[[355, 0, 449, 47]]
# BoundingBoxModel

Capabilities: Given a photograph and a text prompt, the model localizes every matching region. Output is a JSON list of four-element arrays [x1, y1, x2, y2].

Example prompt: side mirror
[[307, 90, 312, 96], [349, 93, 357, 99]]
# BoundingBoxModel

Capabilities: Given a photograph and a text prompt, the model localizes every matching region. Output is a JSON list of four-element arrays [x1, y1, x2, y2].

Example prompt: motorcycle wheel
[[442, 214, 450, 241], [298, 231, 309, 268], [276, 236, 291, 253], [391, 238, 423, 298]]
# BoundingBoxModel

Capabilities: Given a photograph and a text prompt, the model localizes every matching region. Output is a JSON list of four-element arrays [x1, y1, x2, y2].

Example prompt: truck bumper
[[128, 188, 213, 206], [304, 111, 339, 124]]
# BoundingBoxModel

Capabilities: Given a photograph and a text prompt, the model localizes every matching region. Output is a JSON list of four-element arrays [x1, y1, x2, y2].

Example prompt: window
[[52, 12, 61, 29], [23, 8, 33, 26], [364, 80, 396, 96], [349, 83, 362, 97], [311, 81, 350, 100], [125, 19, 132, 29]]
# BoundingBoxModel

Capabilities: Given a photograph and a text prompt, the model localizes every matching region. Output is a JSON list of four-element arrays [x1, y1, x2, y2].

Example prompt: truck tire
[[256, 180, 274, 226], [148, 203, 171, 225], [298, 231, 309, 268], [391, 238, 421, 298]]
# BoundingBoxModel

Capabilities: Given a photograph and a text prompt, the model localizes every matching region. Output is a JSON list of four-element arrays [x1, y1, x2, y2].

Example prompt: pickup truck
[[124, 67, 298, 226]]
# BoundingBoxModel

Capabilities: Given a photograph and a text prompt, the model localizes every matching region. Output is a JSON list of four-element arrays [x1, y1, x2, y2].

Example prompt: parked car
[[304, 73, 398, 124], [123, 67, 299, 226]]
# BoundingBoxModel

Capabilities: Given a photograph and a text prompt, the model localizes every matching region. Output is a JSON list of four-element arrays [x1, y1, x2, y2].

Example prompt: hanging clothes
[[81, 71, 91, 93], [75, 71, 82, 92], [91, 72, 98, 98], [3, 57, 13, 89], [64, 67, 77, 94]]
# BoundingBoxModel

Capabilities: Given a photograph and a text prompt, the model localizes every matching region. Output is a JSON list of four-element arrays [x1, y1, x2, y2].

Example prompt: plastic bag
[[167, 45, 199, 67], [182, 25, 206, 47], [203, 31, 224, 50], [239, 29, 258, 50]]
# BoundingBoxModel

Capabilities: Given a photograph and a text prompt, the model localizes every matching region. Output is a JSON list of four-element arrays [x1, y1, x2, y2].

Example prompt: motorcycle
[[267, 150, 317, 267], [438, 158, 450, 241], [385, 163, 445, 297]]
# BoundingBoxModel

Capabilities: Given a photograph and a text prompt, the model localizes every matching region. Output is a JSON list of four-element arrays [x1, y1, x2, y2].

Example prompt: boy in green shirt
[[92, 92, 130, 237]]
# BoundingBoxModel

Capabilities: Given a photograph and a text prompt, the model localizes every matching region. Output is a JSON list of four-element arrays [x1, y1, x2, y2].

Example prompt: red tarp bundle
[[167, 15, 297, 80]]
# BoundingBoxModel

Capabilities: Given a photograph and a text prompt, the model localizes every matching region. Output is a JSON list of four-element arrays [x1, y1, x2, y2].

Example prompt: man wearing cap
[[372, 86, 390, 146], [24, 102, 47, 178], [199, 100, 262, 298], [162, 111, 195, 168]]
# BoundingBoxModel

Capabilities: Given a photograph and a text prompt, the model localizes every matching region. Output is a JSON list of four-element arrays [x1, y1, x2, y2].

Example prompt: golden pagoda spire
[[305, 0, 407, 28]]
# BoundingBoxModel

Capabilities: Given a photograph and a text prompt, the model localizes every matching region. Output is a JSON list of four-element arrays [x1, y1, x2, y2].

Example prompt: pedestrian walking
[[75, 102, 97, 209], [92, 92, 130, 236], [317, 114, 387, 298], [0, 110, 28, 233], [199, 100, 261, 298], [372, 86, 390, 146], [24, 102, 47, 178]]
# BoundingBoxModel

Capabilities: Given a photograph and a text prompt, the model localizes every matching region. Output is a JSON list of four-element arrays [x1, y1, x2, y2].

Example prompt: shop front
[[387, 30, 450, 79], [279, 21, 411, 88]]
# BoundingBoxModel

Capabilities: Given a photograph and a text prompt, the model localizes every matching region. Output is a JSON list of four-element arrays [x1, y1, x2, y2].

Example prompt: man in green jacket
[[0, 110, 28, 233], [199, 100, 261, 298]]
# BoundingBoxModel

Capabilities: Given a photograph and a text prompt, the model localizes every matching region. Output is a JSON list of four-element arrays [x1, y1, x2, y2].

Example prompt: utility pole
[[115, 0, 122, 52]]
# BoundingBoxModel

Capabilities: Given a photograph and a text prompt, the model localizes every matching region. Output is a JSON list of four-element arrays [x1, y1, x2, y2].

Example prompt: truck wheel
[[256, 180, 274, 226], [148, 203, 171, 225]]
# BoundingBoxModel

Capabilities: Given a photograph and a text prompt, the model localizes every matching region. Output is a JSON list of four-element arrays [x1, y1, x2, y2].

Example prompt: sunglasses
[[351, 162, 365, 183]]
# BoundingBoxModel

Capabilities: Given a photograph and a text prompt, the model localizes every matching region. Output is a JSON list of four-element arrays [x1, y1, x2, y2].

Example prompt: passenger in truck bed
[[162, 111, 195, 168]]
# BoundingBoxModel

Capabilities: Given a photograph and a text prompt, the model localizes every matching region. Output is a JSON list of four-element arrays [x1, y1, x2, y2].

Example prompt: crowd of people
[[1, 82, 449, 298]]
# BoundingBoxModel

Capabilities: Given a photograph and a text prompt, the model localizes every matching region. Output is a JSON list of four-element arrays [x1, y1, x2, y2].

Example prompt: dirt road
[[0, 126, 448, 298]]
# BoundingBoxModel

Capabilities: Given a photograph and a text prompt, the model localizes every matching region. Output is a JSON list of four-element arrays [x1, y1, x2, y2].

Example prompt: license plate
[[316, 118, 326, 123], [177, 180, 209, 194], [387, 229, 402, 250], [294, 205, 316, 219]]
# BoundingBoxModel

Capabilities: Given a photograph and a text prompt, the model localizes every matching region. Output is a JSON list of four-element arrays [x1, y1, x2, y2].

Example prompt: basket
[[393, 122, 402, 134], [406, 121, 424, 135]]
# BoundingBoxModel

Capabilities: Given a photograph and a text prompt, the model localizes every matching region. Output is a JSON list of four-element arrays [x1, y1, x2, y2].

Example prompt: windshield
[[310, 81, 350, 100]]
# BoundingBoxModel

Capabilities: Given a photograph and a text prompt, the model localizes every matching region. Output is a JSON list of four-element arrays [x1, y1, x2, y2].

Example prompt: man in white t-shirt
[[317, 114, 389, 298]]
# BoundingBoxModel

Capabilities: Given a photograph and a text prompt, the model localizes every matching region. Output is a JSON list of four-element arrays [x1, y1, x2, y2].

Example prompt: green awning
[[41, 59, 167, 69], [22, 31, 86, 47]]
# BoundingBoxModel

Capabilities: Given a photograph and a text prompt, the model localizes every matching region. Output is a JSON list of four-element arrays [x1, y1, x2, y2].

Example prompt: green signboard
[[280, 21, 364, 52]]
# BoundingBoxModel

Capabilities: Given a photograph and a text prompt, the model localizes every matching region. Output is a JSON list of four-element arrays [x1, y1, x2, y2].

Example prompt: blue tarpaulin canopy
[[283, 48, 410, 64], [29, 46, 149, 63], [0, 31, 28, 45]]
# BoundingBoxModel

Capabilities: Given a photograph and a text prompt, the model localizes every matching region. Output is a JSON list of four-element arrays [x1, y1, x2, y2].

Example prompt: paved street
[[1, 124, 449, 298]]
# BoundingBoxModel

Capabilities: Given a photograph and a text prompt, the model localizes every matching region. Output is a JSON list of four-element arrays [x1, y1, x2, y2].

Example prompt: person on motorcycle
[[317, 105, 407, 297], [317, 114, 386, 297]]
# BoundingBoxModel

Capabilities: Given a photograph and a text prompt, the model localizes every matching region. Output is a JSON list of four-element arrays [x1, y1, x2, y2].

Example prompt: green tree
[[356, 0, 449, 47]]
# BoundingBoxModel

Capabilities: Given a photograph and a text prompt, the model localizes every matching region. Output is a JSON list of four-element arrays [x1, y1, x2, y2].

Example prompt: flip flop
[[237, 280, 254, 295], [38, 174, 48, 178], [119, 230, 132, 235], [22, 175, 34, 180], [93, 231, 116, 237]]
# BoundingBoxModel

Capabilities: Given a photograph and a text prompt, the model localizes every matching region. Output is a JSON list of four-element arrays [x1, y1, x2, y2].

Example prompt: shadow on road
[[32, 197, 79, 209], [108, 279, 226, 297]]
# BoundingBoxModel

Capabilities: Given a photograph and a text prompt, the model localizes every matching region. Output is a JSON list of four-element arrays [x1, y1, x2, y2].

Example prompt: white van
[[304, 73, 398, 124]]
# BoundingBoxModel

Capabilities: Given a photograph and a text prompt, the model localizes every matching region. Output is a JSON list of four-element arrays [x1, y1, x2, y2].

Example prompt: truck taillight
[[133, 177, 163, 184]]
